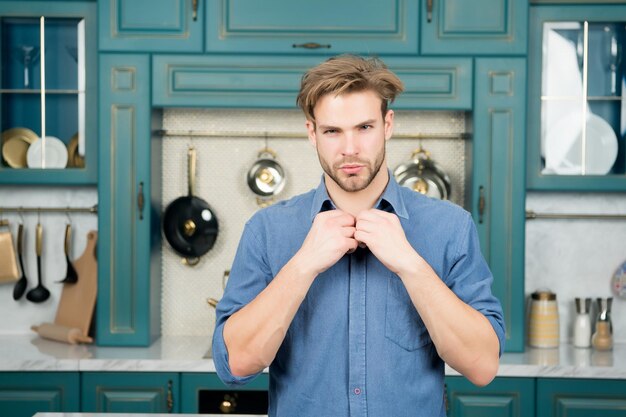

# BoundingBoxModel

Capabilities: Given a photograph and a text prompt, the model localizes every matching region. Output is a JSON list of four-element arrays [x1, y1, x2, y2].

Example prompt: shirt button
[[354, 388, 361, 395]]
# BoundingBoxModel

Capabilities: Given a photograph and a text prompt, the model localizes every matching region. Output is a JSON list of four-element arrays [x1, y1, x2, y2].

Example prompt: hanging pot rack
[[525, 210, 626, 220], [156, 129, 469, 141], [0, 205, 98, 214]]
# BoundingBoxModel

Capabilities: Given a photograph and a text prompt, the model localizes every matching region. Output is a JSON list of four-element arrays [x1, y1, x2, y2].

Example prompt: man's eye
[[360, 125, 373, 130], [324, 129, 337, 134]]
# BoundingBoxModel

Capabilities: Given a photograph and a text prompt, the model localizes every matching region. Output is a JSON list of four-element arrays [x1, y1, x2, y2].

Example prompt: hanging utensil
[[0, 219, 20, 283], [57, 223, 78, 284], [393, 146, 451, 200], [207, 270, 230, 309], [247, 147, 286, 207], [163, 146, 219, 266], [12, 223, 28, 300], [26, 221, 50, 303]]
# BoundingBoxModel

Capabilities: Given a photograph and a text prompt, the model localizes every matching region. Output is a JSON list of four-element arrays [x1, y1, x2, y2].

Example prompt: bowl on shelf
[[1, 127, 39, 168], [67, 133, 85, 168]]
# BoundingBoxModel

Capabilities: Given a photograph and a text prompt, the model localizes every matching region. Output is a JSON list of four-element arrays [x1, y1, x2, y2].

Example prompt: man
[[213, 55, 505, 417]]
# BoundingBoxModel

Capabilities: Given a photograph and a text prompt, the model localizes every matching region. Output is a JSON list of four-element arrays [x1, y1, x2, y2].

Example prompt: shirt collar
[[309, 170, 409, 221]]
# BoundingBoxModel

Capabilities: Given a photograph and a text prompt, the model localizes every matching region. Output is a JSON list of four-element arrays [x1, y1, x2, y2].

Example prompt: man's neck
[[325, 166, 389, 217]]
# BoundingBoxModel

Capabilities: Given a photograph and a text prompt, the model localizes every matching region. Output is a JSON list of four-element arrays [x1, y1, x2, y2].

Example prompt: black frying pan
[[163, 147, 218, 265]]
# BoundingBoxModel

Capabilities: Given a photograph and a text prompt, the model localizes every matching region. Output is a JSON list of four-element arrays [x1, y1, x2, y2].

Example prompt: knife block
[[32, 230, 98, 344]]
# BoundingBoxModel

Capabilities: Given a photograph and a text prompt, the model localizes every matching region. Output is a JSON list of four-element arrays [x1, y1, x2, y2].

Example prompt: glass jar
[[528, 290, 560, 348]]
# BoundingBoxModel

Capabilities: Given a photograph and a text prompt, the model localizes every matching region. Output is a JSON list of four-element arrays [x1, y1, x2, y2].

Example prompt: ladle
[[26, 222, 50, 303], [12, 224, 28, 300], [57, 223, 78, 284]]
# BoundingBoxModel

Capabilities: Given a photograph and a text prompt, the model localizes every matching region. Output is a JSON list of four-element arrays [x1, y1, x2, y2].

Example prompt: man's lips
[[339, 164, 364, 175]]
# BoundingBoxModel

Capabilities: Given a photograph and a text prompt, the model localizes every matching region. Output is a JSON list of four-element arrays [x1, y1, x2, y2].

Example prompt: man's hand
[[355, 209, 419, 275], [297, 210, 358, 275]]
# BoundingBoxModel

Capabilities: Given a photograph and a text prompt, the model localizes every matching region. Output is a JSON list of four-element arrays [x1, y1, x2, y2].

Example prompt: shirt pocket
[[385, 273, 432, 351]]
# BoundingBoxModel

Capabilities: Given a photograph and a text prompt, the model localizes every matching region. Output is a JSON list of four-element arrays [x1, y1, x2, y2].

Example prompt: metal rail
[[156, 129, 470, 141], [526, 210, 626, 220], [0, 205, 98, 214]]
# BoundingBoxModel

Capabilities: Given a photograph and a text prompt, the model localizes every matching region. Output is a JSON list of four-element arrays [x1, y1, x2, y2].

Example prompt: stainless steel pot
[[393, 147, 451, 200], [247, 147, 286, 207]]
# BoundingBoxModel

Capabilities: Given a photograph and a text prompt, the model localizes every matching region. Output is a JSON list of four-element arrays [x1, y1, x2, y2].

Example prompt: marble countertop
[[35, 414, 262, 417], [2, 335, 624, 379]]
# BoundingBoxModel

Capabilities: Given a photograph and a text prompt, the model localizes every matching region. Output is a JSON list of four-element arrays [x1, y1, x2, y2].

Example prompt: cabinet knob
[[478, 185, 485, 224], [427, 0, 433, 23], [292, 42, 331, 49], [167, 379, 174, 413], [220, 394, 237, 413], [192, 0, 198, 21], [137, 181, 145, 220]]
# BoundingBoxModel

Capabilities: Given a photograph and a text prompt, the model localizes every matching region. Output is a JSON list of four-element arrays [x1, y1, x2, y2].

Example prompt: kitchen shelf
[[528, 6, 626, 190], [0, 2, 98, 185], [0, 89, 84, 94]]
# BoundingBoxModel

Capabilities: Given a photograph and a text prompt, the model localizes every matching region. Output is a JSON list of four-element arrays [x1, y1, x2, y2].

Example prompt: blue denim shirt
[[213, 174, 505, 417]]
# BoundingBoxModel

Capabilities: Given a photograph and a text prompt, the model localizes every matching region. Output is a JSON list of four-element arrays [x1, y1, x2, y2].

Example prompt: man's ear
[[306, 120, 317, 147], [384, 110, 394, 141]]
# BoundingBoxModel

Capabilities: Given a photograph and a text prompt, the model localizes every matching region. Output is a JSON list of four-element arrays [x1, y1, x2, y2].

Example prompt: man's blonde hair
[[296, 54, 404, 123]]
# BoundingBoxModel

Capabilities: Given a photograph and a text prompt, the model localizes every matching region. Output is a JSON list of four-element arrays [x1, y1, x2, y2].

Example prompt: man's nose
[[342, 133, 358, 155]]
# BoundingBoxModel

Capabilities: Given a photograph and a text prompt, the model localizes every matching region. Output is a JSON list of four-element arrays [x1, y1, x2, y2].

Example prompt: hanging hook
[[18, 209, 25, 225], [264, 132, 269, 152], [188, 130, 194, 149], [65, 210, 72, 225]]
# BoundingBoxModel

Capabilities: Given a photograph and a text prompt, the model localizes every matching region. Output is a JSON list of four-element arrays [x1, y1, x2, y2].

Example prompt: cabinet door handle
[[137, 181, 145, 221], [292, 42, 331, 49], [167, 379, 174, 413], [427, 0, 433, 22], [478, 185, 485, 224], [192, 0, 198, 21], [444, 383, 449, 413]]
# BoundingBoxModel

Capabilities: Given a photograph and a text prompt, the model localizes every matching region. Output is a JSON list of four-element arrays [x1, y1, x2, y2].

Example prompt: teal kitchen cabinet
[[472, 58, 527, 352], [204, 0, 419, 55], [527, 5, 626, 191], [0, 0, 98, 185], [537, 378, 626, 417], [0, 372, 80, 417], [82, 372, 179, 413], [99, 0, 203, 52], [445, 376, 535, 417], [97, 54, 162, 346], [421, 0, 528, 55], [152, 55, 472, 110], [181, 373, 269, 414]]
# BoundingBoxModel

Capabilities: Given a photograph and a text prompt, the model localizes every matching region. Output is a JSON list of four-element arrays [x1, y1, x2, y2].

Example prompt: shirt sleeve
[[446, 212, 506, 356], [212, 217, 272, 386]]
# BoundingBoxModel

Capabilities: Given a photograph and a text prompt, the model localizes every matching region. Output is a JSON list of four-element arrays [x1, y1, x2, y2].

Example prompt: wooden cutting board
[[54, 230, 98, 336]]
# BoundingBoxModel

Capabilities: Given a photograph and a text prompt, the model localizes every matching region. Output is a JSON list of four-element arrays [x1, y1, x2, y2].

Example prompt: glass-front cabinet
[[528, 5, 626, 190], [0, 1, 97, 184]]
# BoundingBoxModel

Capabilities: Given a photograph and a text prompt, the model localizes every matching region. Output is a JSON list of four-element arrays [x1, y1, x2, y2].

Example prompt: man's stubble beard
[[318, 144, 386, 192]]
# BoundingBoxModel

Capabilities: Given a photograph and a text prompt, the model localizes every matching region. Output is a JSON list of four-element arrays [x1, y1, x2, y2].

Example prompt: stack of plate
[[1, 127, 74, 169]]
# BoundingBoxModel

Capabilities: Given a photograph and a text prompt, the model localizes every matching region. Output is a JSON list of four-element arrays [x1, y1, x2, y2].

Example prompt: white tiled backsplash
[[160, 109, 468, 337], [0, 187, 98, 335], [526, 192, 626, 343], [1, 109, 622, 348]]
